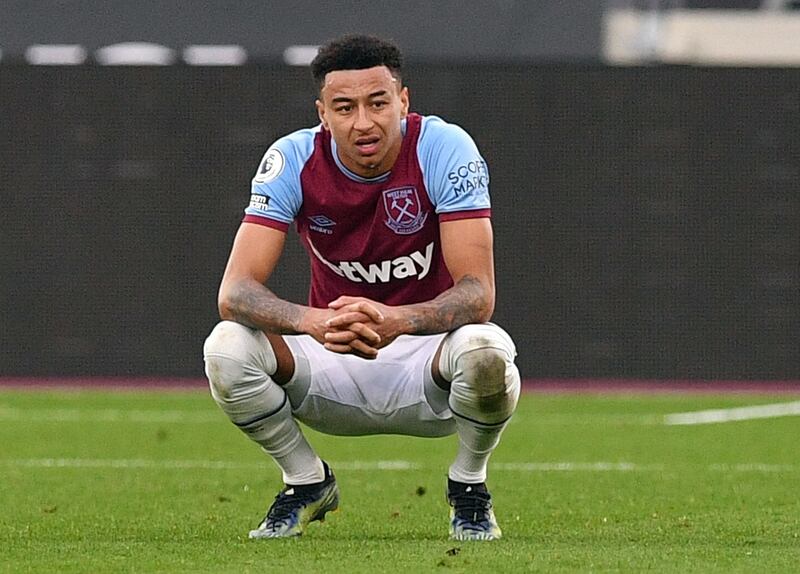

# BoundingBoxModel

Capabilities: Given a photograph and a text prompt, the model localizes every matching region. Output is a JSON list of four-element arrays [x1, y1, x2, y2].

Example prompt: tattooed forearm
[[220, 278, 306, 334], [404, 275, 492, 335]]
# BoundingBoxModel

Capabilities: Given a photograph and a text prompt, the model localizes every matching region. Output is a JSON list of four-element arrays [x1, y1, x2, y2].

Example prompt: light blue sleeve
[[417, 115, 491, 214], [245, 126, 318, 224]]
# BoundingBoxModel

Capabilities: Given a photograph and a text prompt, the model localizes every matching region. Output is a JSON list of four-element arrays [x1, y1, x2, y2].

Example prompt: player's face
[[316, 66, 409, 179]]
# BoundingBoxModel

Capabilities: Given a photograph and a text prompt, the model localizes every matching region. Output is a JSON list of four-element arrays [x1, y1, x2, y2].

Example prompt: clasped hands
[[310, 295, 402, 360]]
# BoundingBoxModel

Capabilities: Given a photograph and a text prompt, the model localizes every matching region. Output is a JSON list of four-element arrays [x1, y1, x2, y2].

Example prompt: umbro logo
[[309, 215, 336, 226], [309, 215, 336, 235]]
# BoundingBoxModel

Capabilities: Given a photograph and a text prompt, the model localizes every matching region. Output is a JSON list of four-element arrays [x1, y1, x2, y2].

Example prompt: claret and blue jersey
[[243, 113, 491, 307]]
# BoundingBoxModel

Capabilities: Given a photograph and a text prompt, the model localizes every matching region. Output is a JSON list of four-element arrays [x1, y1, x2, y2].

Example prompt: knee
[[443, 324, 520, 400], [203, 321, 270, 400], [459, 345, 514, 399]]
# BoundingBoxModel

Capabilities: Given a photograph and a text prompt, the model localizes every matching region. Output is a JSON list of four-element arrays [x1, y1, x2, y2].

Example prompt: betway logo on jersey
[[308, 239, 434, 283]]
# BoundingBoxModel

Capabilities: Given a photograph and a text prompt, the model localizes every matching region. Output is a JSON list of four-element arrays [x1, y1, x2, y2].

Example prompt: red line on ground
[[1, 377, 799, 394], [0, 377, 205, 390], [522, 378, 800, 394]]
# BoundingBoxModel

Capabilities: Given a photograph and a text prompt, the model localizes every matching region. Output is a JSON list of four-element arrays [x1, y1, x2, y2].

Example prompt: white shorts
[[281, 334, 455, 438]]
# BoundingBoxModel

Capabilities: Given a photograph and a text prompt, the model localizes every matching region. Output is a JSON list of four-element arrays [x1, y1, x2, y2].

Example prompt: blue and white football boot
[[446, 478, 502, 541], [249, 462, 339, 539]]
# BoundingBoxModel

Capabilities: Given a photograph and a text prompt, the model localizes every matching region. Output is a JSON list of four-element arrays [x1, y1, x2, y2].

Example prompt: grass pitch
[[1, 387, 799, 573]]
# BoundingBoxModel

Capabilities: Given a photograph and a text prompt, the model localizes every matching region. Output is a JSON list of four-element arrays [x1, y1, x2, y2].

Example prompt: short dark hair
[[311, 34, 403, 88]]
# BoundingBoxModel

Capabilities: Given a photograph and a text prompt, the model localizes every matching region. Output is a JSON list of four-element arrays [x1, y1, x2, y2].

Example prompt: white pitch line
[[492, 461, 663, 472], [0, 458, 420, 471], [1, 458, 652, 472], [4, 458, 257, 470], [4, 458, 794, 473], [664, 401, 800, 426]]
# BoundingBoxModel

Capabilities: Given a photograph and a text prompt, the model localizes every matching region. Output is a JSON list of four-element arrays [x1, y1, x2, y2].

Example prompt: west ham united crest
[[382, 187, 428, 235]]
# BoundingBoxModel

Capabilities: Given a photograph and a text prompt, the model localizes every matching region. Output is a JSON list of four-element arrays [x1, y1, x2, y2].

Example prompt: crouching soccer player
[[203, 34, 520, 541]]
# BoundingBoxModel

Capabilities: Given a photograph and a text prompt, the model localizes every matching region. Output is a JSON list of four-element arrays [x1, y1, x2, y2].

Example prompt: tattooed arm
[[324, 218, 495, 354], [403, 272, 492, 335], [218, 223, 379, 354]]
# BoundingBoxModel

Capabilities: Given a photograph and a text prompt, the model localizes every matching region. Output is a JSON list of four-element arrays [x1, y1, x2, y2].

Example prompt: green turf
[[1, 389, 799, 573]]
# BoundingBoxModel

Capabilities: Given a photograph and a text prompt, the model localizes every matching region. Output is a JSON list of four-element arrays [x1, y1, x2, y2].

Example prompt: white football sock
[[448, 416, 506, 483], [204, 321, 325, 485]]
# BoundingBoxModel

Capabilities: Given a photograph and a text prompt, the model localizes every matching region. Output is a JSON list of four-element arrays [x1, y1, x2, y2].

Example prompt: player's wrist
[[296, 306, 322, 336], [392, 308, 416, 337]]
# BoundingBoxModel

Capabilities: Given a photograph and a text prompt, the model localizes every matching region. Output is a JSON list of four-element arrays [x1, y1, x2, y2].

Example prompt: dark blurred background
[[1, 1, 798, 380]]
